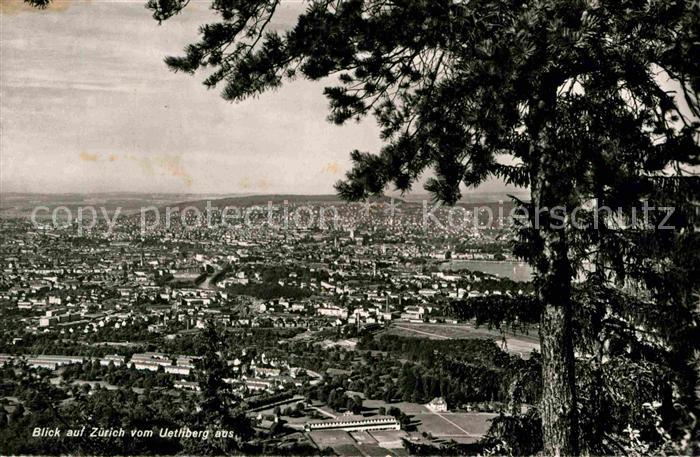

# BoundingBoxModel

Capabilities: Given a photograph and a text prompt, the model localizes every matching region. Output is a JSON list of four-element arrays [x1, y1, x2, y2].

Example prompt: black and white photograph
[[0, 0, 698, 455]]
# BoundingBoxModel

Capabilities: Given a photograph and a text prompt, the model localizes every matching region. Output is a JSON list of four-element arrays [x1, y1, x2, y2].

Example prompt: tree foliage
[[186, 322, 253, 454]]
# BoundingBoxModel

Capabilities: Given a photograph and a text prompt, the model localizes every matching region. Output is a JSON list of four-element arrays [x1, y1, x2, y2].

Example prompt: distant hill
[[0, 190, 530, 219], [0, 192, 201, 217], [159, 194, 403, 212], [167, 190, 531, 209]]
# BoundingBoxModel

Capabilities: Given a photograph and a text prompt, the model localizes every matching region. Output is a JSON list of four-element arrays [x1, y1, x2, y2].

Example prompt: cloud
[[124, 154, 193, 187], [76, 151, 193, 187], [238, 177, 271, 191], [153, 155, 193, 187], [78, 151, 99, 162], [322, 162, 343, 175]]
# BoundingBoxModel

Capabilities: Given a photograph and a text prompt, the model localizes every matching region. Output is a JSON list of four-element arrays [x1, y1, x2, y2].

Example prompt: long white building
[[305, 415, 400, 432]]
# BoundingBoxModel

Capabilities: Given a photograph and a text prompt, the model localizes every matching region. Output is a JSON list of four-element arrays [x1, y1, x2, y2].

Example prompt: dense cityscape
[[0, 193, 543, 455]]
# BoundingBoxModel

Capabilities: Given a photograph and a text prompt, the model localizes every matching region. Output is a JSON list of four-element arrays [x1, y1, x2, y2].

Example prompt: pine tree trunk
[[540, 296, 578, 455], [532, 196, 579, 455], [533, 218, 579, 456], [529, 82, 579, 455]]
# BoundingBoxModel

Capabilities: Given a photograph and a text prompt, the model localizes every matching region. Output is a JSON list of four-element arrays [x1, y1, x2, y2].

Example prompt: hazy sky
[[1, 0, 512, 195]]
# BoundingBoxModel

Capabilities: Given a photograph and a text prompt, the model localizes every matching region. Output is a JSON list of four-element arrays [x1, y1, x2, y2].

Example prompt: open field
[[414, 412, 496, 444], [310, 430, 410, 456], [386, 321, 539, 358], [309, 430, 356, 447], [357, 443, 395, 456], [329, 443, 363, 456], [369, 430, 408, 449], [349, 431, 377, 444]]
